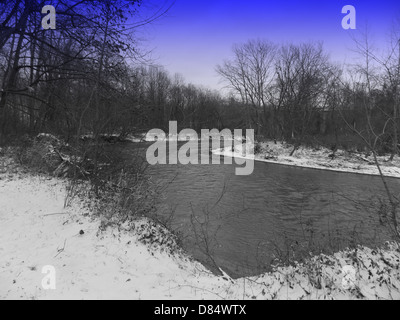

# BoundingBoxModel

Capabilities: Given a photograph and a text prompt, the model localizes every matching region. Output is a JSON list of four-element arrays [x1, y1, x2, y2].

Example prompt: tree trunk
[[0, 1, 30, 135]]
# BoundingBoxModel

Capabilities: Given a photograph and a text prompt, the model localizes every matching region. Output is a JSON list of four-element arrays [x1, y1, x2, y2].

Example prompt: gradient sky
[[143, 0, 400, 92]]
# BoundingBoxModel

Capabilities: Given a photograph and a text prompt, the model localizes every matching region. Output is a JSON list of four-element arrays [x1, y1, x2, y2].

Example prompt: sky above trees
[[145, 0, 400, 91]]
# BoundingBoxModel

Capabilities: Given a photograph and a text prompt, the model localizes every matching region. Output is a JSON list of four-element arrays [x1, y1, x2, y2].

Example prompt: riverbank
[[213, 141, 400, 178], [1, 158, 399, 300]]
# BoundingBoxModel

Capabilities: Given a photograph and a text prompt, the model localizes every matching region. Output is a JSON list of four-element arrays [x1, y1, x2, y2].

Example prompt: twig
[[54, 239, 67, 258], [42, 212, 69, 217]]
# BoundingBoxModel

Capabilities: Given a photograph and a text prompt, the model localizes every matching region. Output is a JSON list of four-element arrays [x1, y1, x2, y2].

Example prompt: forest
[[0, 1, 399, 159]]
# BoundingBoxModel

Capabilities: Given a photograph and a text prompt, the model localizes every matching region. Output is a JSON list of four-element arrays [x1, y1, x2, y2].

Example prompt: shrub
[[254, 141, 263, 155]]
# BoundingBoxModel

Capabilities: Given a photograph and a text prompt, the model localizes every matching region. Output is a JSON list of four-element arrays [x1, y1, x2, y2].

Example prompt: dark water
[[126, 142, 400, 278]]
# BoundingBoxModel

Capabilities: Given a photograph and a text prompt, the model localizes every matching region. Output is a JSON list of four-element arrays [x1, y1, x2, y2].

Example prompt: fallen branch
[[42, 212, 70, 217], [54, 239, 67, 258], [354, 154, 375, 165]]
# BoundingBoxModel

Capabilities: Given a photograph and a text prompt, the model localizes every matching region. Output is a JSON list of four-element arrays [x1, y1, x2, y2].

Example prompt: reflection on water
[[128, 142, 400, 278]]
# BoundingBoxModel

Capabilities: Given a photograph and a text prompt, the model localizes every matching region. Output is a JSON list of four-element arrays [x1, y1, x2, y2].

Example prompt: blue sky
[[143, 0, 400, 91]]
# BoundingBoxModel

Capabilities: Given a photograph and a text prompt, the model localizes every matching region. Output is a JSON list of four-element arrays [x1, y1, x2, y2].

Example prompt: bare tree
[[350, 24, 400, 160], [334, 28, 400, 238], [274, 42, 336, 150], [216, 39, 277, 134]]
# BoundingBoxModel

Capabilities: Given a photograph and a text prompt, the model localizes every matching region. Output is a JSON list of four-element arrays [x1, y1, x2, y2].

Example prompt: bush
[[15, 135, 55, 173], [254, 141, 263, 155], [63, 139, 158, 225], [94, 169, 157, 224]]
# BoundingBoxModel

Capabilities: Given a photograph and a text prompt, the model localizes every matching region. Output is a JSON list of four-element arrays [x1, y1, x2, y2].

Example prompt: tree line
[[217, 35, 400, 156], [0, 0, 241, 143], [0, 1, 399, 158]]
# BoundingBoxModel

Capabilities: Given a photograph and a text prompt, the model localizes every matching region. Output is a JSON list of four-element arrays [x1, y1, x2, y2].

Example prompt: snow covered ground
[[213, 141, 400, 178], [1, 159, 399, 300]]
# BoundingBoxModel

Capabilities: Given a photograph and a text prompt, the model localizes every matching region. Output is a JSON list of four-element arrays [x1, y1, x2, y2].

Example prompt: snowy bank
[[213, 141, 400, 179], [1, 169, 399, 300]]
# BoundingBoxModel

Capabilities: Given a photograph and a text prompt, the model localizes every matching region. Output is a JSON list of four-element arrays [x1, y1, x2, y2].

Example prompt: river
[[125, 141, 400, 278]]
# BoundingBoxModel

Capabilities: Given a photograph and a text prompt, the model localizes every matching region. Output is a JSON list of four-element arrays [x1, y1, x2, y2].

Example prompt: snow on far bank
[[212, 141, 400, 179], [78, 131, 249, 143], [143, 131, 248, 142], [1, 172, 399, 300]]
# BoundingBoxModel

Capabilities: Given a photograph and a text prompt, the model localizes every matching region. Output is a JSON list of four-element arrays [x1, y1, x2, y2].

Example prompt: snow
[[125, 134, 146, 143], [1, 161, 399, 300], [36, 133, 60, 141], [144, 131, 242, 142], [213, 141, 400, 178], [145, 132, 200, 142]]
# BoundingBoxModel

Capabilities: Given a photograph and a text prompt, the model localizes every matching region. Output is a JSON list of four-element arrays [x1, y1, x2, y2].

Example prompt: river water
[[126, 141, 400, 278]]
